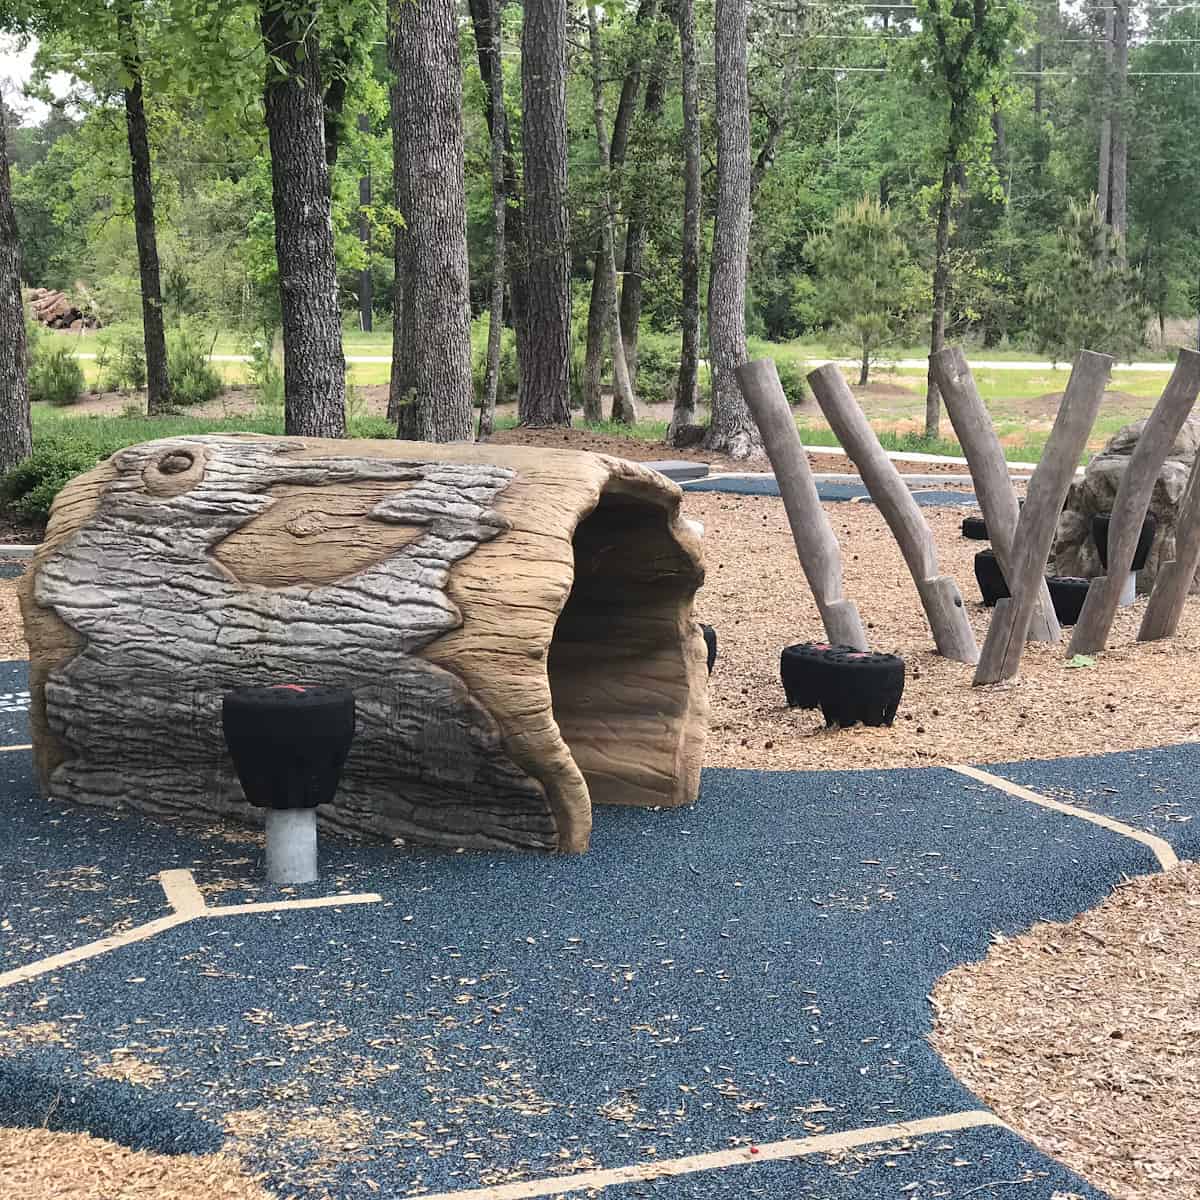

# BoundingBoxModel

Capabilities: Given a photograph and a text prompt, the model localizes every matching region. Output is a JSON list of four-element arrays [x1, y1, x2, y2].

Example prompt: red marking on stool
[[271, 684, 308, 693]]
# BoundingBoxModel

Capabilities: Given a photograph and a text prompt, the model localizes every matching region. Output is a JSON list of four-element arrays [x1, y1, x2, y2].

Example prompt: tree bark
[[357, 112, 373, 334], [388, 44, 415, 431], [581, 0, 655, 422], [0, 100, 31, 476], [925, 143, 957, 443], [518, 0, 571, 427], [859, 349, 869, 387], [260, 0, 347, 438], [587, 6, 638, 426], [467, 0, 528, 353], [389, 0, 475, 442], [1097, 5, 1114, 224], [618, 8, 673, 381], [117, 1, 170, 416], [703, 0, 759, 459], [670, 0, 701, 442], [1110, 0, 1128, 246], [479, 0, 507, 441]]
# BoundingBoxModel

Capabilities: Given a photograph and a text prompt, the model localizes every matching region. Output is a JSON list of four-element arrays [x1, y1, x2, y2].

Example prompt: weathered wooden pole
[[968, 351, 1113, 683], [807, 363, 978, 665], [931, 346, 1060, 644], [1070, 349, 1200, 656], [1139, 448, 1200, 642], [735, 359, 868, 650]]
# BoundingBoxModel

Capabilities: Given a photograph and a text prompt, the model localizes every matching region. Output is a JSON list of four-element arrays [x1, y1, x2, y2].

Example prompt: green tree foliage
[[1026, 196, 1147, 363], [806, 197, 926, 385]]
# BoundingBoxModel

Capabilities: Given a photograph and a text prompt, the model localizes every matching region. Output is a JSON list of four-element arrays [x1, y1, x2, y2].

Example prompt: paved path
[[0, 657, 1194, 1199]]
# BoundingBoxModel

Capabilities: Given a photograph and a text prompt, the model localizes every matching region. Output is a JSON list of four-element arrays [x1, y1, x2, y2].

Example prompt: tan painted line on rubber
[[0, 913, 191, 989], [206, 893, 382, 917], [158, 869, 207, 916], [0, 743, 32, 753], [950, 764, 1179, 871], [413, 1111, 1005, 1200]]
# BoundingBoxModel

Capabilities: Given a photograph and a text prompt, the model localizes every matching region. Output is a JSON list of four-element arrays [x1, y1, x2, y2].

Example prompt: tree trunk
[[0, 100, 31, 476], [467, 0, 528, 355], [260, 0, 347, 438], [1097, 5, 1115, 225], [587, 7, 638, 426], [389, 0, 475, 442], [479, 0, 507, 441], [670, 0, 701, 442], [703, 0, 759, 459], [117, 2, 170, 416], [582, 0, 655, 422], [357, 112, 373, 334], [388, 40, 415, 430], [859, 348, 869, 387], [1033, 40, 1043, 120], [925, 147, 957, 442], [1110, 0, 1128, 246], [618, 9, 672, 381], [518, 0, 571, 427]]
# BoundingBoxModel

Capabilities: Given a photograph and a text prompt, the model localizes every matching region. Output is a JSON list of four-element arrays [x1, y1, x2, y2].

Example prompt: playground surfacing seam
[[2, 647, 1197, 1200]]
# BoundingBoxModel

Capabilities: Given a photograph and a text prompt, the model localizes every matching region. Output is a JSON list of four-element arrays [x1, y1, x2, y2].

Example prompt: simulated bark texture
[[389, 0, 475, 442], [518, 0, 572, 426], [0, 100, 31, 475], [261, 1, 346, 438], [20, 437, 708, 854]]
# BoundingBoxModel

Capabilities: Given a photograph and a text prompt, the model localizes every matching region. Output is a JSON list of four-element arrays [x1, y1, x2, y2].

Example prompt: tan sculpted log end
[[18, 436, 709, 854]]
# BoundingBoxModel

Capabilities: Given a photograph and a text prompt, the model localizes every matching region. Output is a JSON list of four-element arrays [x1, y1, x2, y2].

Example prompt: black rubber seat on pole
[[816, 649, 906, 729], [974, 549, 1010, 607], [780, 642, 855, 709], [1046, 575, 1089, 626], [222, 685, 356, 810], [701, 624, 717, 675], [961, 514, 989, 541], [1091, 512, 1157, 572]]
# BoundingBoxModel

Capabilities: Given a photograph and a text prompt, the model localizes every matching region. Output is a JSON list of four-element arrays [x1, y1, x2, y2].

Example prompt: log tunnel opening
[[547, 482, 707, 811]]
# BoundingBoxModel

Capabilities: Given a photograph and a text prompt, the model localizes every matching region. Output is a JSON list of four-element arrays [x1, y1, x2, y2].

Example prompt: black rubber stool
[[701, 624, 717, 675], [780, 642, 855, 710], [817, 649, 906, 728], [1046, 575, 1089, 626], [222, 685, 356, 884], [974, 549, 1010, 607]]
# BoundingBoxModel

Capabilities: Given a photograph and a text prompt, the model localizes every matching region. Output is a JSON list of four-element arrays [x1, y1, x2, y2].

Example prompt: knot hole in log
[[142, 446, 208, 497]]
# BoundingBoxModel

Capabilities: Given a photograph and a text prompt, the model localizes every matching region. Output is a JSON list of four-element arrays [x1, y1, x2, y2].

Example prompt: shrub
[[632, 335, 677, 405], [167, 329, 222, 407], [28, 342, 85, 407], [247, 333, 284, 414], [773, 357, 809, 407], [470, 318, 518, 406], [0, 436, 106, 521], [96, 331, 147, 392]]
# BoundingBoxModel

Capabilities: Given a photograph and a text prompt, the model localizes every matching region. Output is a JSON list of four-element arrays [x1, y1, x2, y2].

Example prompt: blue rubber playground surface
[[682, 477, 980, 507], [0, 653, 1189, 1198]]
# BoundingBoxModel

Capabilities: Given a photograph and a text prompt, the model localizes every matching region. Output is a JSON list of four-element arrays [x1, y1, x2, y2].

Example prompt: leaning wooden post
[[1070, 349, 1200, 656], [1140, 439, 1200, 642], [970, 351, 1113, 684], [931, 346, 1060, 643], [807, 363, 978, 665], [735, 359, 868, 650]]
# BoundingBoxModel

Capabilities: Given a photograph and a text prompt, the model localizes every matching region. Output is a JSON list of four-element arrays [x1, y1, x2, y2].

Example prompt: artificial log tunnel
[[19, 436, 709, 854]]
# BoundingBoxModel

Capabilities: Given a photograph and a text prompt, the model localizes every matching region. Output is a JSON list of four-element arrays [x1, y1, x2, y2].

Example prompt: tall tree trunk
[[0, 100, 32, 475], [587, 5, 638, 426], [925, 149, 957, 442], [388, 56, 415, 430], [479, 0, 507, 441], [859, 347, 870, 388], [518, 0, 571, 426], [467, 0, 528, 356], [260, 0, 347, 438], [618, 9, 673, 381], [117, 1, 170, 416], [669, 0, 701, 442], [389, 0, 475, 442], [1110, 0, 1128, 248], [703, 0, 759, 458], [357, 112, 373, 334], [1097, 5, 1114, 225], [582, 0, 656, 421]]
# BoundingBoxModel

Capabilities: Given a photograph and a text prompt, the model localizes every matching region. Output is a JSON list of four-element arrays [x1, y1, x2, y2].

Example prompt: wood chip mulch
[[0, 1127, 279, 1199], [930, 862, 1200, 1200]]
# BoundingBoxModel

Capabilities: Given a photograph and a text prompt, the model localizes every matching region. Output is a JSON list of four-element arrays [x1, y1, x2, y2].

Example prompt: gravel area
[[689, 491, 1200, 771], [931, 861, 1200, 1200]]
